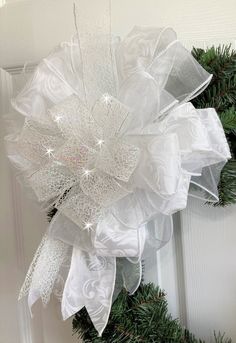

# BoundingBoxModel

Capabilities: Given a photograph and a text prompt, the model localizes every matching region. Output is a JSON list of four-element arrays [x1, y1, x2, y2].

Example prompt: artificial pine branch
[[216, 159, 236, 206], [192, 46, 236, 82], [72, 283, 231, 343], [192, 45, 236, 206], [218, 107, 236, 134], [214, 332, 232, 343]]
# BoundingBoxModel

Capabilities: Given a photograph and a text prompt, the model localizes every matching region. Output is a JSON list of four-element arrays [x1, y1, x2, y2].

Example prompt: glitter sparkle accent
[[83, 222, 94, 231], [45, 147, 54, 158], [54, 115, 63, 123], [102, 93, 112, 105], [82, 169, 93, 178], [96, 139, 105, 147]]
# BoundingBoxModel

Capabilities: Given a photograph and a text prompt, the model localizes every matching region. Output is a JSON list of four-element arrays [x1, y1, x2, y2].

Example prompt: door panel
[[181, 199, 236, 340], [0, 69, 78, 343]]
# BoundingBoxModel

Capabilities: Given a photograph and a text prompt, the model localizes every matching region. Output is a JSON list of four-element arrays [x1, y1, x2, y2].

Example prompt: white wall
[[1, 0, 236, 68], [1, 0, 236, 342]]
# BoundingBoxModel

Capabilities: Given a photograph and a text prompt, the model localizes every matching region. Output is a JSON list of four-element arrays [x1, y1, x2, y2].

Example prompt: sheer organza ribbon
[[6, 0, 231, 336]]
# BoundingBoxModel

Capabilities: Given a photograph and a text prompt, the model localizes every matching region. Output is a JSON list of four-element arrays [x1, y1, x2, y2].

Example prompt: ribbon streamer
[[5, 0, 231, 336]]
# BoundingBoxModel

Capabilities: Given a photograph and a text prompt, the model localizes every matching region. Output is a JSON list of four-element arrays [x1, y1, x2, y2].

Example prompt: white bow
[[6, 0, 230, 336]]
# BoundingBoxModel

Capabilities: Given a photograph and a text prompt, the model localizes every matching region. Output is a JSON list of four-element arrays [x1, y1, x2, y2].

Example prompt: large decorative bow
[[6, 0, 231, 336]]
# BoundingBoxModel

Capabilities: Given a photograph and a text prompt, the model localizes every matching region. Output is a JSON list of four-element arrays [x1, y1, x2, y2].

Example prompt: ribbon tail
[[121, 258, 142, 295], [18, 234, 69, 314], [62, 248, 116, 336]]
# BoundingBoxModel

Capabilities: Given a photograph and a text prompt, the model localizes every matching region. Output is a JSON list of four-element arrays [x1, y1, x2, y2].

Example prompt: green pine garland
[[72, 283, 231, 343], [191, 45, 236, 206]]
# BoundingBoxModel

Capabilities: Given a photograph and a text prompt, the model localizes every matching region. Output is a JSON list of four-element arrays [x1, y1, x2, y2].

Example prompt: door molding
[[0, 68, 37, 343]]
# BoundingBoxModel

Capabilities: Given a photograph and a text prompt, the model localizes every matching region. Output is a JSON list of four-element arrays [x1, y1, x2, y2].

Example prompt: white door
[[1, 1, 236, 342]]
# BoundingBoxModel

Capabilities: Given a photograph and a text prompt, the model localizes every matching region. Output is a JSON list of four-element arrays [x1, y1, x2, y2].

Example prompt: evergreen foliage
[[191, 45, 236, 206], [72, 283, 231, 343]]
